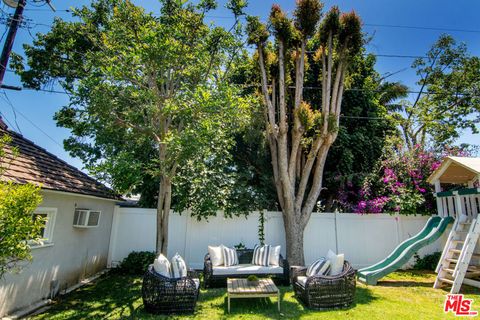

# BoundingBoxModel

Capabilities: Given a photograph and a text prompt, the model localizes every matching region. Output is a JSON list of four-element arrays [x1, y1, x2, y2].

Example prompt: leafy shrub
[[234, 242, 246, 250], [247, 275, 259, 282], [119, 251, 156, 275], [413, 251, 441, 270]]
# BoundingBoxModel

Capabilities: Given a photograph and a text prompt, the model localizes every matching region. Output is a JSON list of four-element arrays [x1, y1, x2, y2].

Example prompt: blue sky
[[0, 0, 479, 171]]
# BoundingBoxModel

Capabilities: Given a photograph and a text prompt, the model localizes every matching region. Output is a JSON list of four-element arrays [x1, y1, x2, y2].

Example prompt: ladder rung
[[438, 277, 454, 284], [446, 258, 458, 263], [450, 249, 480, 257], [442, 267, 480, 275], [452, 240, 464, 244]]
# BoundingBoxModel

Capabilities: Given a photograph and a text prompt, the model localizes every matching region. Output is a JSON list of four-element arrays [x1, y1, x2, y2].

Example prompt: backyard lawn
[[29, 270, 480, 320]]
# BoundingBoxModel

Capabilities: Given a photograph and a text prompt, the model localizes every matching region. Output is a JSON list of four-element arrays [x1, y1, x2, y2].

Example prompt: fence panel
[[108, 207, 445, 269]]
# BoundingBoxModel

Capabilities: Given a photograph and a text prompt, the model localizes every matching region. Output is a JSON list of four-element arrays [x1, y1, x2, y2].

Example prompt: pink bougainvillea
[[352, 144, 469, 215]]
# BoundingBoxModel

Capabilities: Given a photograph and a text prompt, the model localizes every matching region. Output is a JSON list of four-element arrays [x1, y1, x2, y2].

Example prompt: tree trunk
[[156, 177, 172, 255], [283, 209, 305, 265]]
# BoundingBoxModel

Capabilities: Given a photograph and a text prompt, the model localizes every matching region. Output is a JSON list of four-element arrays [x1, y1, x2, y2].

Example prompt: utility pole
[[0, 0, 26, 86]]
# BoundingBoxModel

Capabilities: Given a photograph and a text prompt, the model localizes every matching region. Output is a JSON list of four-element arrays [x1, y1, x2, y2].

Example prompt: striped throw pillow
[[252, 245, 271, 266], [171, 253, 187, 278], [222, 246, 239, 267], [306, 257, 331, 277]]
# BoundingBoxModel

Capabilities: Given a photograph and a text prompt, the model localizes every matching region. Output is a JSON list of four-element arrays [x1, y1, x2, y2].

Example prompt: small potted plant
[[247, 275, 259, 285]]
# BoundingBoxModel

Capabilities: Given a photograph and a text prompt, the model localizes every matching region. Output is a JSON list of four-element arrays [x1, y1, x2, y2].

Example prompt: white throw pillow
[[252, 245, 271, 266], [208, 245, 224, 266], [269, 245, 281, 266], [153, 254, 171, 278], [222, 246, 239, 267], [326, 249, 345, 276], [171, 253, 187, 278]]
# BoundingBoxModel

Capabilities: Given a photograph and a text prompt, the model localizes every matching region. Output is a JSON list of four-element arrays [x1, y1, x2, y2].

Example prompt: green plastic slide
[[357, 216, 454, 285]]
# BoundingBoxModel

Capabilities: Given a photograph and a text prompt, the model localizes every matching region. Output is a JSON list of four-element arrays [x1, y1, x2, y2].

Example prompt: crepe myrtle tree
[[12, 0, 251, 255], [246, 0, 362, 264]]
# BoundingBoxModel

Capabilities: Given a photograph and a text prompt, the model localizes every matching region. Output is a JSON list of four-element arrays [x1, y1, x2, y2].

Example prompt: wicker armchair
[[203, 248, 289, 288], [292, 261, 356, 310], [142, 265, 200, 314]]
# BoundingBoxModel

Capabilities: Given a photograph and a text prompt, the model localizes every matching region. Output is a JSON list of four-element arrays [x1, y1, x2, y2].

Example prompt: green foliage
[[0, 135, 43, 279], [269, 4, 294, 43], [14, 0, 252, 222], [388, 34, 480, 147], [119, 251, 156, 275], [246, 16, 269, 45], [247, 274, 259, 282], [234, 242, 246, 250], [413, 252, 441, 271], [258, 211, 265, 245], [294, 0, 323, 38], [319, 6, 340, 44]]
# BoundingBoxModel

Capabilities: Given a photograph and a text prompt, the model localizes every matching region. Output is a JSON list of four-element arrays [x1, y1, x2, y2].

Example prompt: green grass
[[30, 270, 480, 320]]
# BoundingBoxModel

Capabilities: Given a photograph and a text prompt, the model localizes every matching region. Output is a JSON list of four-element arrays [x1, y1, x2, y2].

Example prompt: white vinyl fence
[[107, 206, 447, 269]]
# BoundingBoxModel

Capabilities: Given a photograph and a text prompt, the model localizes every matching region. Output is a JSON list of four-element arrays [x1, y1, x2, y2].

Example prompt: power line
[[20, 84, 480, 100], [0, 110, 16, 129], [0, 91, 21, 133], [0, 89, 62, 147], [364, 23, 480, 34], [11, 7, 480, 35]]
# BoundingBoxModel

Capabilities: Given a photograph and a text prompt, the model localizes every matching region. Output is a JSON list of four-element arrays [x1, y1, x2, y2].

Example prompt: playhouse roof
[[427, 156, 480, 185]]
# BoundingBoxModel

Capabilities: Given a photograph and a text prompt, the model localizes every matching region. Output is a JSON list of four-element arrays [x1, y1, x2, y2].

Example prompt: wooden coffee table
[[227, 278, 280, 313]]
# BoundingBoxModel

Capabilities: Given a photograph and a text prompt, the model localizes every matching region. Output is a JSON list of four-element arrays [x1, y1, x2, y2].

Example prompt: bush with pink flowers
[[353, 143, 443, 215]]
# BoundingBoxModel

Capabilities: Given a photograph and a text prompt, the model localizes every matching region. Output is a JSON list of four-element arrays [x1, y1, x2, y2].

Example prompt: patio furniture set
[[141, 245, 356, 314]]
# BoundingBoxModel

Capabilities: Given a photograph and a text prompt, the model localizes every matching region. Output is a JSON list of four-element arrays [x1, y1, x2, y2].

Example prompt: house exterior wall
[[0, 191, 116, 318]]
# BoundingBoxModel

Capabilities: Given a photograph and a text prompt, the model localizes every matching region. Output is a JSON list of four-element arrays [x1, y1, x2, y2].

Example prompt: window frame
[[29, 207, 57, 249]]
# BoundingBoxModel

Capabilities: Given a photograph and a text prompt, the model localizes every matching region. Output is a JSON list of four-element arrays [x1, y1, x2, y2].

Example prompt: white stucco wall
[[0, 191, 116, 318]]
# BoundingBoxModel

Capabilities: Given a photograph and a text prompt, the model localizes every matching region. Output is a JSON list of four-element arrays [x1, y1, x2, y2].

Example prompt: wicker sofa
[[203, 248, 289, 288], [142, 265, 200, 314], [292, 260, 356, 310]]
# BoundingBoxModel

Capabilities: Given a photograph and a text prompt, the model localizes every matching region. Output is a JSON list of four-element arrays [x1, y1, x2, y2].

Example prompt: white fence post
[[107, 205, 121, 268]]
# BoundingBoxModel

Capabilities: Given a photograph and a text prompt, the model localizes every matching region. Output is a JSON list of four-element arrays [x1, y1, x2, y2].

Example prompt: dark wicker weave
[[292, 261, 356, 310], [203, 248, 289, 288], [142, 265, 199, 314]]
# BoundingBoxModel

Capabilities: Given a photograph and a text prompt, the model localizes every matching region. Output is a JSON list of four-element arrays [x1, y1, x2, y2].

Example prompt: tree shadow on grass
[[204, 286, 378, 319], [33, 273, 145, 320], [33, 274, 379, 320]]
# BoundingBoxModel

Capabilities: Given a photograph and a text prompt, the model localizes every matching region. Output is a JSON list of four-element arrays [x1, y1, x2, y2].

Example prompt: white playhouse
[[428, 156, 480, 293]]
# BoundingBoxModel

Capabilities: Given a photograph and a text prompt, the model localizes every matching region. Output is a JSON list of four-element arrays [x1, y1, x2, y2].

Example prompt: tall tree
[[12, 0, 250, 254], [389, 35, 480, 148], [246, 0, 362, 264]]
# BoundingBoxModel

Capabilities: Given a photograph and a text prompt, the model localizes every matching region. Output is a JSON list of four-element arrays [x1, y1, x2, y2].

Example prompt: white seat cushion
[[212, 264, 283, 275], [296, 276, 307, 287]]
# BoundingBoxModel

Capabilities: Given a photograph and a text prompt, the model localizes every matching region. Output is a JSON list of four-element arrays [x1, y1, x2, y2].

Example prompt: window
[[30, 207, 57, 247]]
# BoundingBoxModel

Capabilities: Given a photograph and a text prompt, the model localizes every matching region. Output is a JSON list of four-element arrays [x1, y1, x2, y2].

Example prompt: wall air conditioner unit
[[73, 209, 101, 228]]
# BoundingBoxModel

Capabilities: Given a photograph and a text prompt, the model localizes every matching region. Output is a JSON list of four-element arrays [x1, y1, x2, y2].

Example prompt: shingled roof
[[0, 119, 120, 200]]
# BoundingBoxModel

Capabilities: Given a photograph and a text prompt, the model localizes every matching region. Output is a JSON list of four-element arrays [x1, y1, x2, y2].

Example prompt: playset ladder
[[435, 216, 480, 293]]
